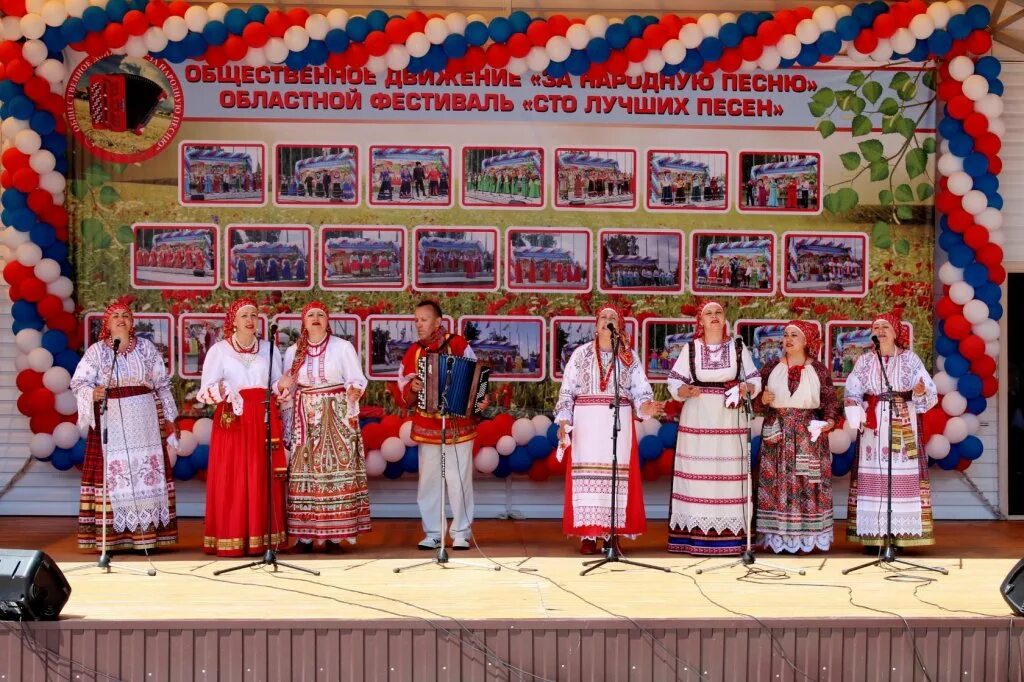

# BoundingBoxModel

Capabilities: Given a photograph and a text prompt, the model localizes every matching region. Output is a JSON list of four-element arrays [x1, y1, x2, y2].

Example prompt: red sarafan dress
[[198, 337, 287, 557]]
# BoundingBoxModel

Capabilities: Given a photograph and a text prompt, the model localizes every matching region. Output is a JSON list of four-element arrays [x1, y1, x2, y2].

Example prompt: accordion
[[88, 74, 166, 135], [416, 353, 490, 418]]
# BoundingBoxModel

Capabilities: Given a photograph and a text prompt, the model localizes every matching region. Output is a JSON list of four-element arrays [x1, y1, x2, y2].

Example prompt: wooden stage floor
[[1, 518, 1023, 681]]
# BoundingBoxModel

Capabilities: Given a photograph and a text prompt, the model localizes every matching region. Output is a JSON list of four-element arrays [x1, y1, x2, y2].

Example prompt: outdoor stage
[[1, 518, 1022, 681]]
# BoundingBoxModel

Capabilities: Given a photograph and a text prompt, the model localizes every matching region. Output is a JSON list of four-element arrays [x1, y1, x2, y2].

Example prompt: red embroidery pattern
[[671, 494, 748, 505], [677, 425, 747, 435]]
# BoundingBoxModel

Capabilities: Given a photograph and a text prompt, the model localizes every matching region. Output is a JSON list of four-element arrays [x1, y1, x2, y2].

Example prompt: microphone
[[112, 337, 121, 352], [870, 334, 880, 350], [734, 336, 754, 415], [268, 323, 278, 339], [605, 322, 619, 335]]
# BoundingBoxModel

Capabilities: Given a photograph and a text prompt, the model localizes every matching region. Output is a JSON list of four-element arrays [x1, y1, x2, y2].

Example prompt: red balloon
[[874, 14, 898, 39], [16, 392, 33, 417], [168, 0, 190, 17], [122, 9, 149, 36], [1, 148, 28, 172], [526, 20, 551, 46], [988, 156, 1003, 175], [970, 355, 996, 378], [642, 24, 669, 50], [485, 43, 510, 69], [346, 43, 368, 68], [527, 460, 550, 482], [757, 20, 782, 46], [606, 51, 629, 75], [982, 376, 999, 398], [145, 0, 170, 25], [83, 33, 108, 57], [7, 281, 21, 301], [660, 15, 682, 35], [361, 423, 386, 451], [624, 38, 647, 63], [959, 335, 985, 360], [936, 79, 962, 102], [24, 76, 51, 104], [935, 295, 962, 320], [19, 277, 46, 303], [700, 59, 718, 75], [656, 450, 674, 476], [379, 414, 403, 437], [944, 314, 972, 340], [921, 406, 950, 441], [853, 29, 878, 55], [976, 133, 1001, 156], [264, 11, 290, 38], [0, 40, 21, 63], [286, 8, 309, 26], [37, 294, 63, 321], [492, 412, 515, 434], [642, 461, 660, 481], [586, 62, 608, 80], [30, 411, 62, 435], [405, 11, 427, 33], [223, 35, 247, 61], [963, 112, 988, 136], [720, 49, 742, 73], [775, 9, 798, 33], [988, 263, 1007, 285], [3, 259, 31, 284], [15, 369, 43, 393], [977, 243, 1003, 269], [242, 22, 269, 47], [205, 45, 227, 67], [49, 312, 77, 336], [946, 209, 973, 233], [5, 58, 32, 84], [963, 224, 989, 249], [967, 30, 992, 55], [103, 23, 129, 49], [792, 6, 813, 22], [955, 458, 971, 472], [739, 36, 762, 62], [464, 46, 486, 72], [506, 33, 531, 59], [946, 95, 974, 120], [27, 386, 55, 415], [365, 31, 389, 57], [546, 451, 566, 475], [547, 15, 571, 37]]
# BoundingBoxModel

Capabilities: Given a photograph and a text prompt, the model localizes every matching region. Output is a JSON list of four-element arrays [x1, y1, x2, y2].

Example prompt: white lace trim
[[759, 531, 832, 554], [669, 512, 746, 535], [855, 512, 923, 538], [113, 505, 171, 534]]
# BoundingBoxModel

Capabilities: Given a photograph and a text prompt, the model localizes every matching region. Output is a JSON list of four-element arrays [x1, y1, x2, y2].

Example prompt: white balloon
[[937, 152, 963, 176], [946, 171, 973, 196], [812, 6, 838, 31], [835, 5, 852, 19], [626, 61, 644, 76], [526, 46, 550, 73], [975, 319, 1000, 342], [643, 50, 665, 73], [399, 419, 416, 448], [778, 35, 802, 60], [466, 13, 487, 23], [940, 139, 951, 156], [27, 347, 53, 372], [29, 433, 55, 459], [679, 23, 704, 49], [925, 434, 951, 459], [718, 13, 737, 25], [381, 436, 405, 462], [1, 117, 28, 138], [424, 17, 449, 44], [0, 16, 23, 41], [495, 434, 517, 456], [986, 339, 1001, 358], [16, 243, 43, 269], [987, 228, 1005, 246], [585, 15, 609, 39], [39, 171, 64, 194], [144, 27, 169, 53], [22, 39, 48, 66], [177, 431, 198, 457], [749, 416, 764, 436], [124, 35, 148, 58], [566, 23, 591, 50], [942, 391, 968, 416], [531, 414, 553, 435], [988, 117, 1006, 138], [511, 417, 536, 446], [757, 46, 781, 71], [42, 367, 70, 394], [740, 59, 758, 72], [365, 55, 387, 74], [46, 276, 73, 298], [36, 59, 65, 86], [870, 38, 893, 62], [976, 93, 1004, 120], [364, 450, 386, 476], [19, 14, 45, 40], [935, 355, 946, 372], [406, 32, 430, 58], [33, 258, 60, 284], [326, 9, 349, 29], [890, 28, 916, 55], [183, 6, 209, 33], [933, 371, 956, 395], [53, 421, 80, 449], [909, 14, 935, 40], [207, 2, 228, 21], [828, 429, 852, 455], [962, 190, 988, 215], [927, 2, 952, 29], [305, 14, 329, 40], [41, 1, 67, 26], [264, 38, 288, 64], [962, 74, 989, 101], [795, 18, 821, 45], [283, 26, 310, 52], [976, 207, 1003, 231], [846, 46, 867, 62], [192, 417, 213, 445], [507, 57, 528, 76], [385, 44, 410, 72], [545, 35, 571, 62], [696, 13, 721, 38], [444, 12, 467, 35], [162, 16, 188, 42], [963, 299, 990, 325], [14, 129, 41, 155], [474, 446, 499, 473], [61, 298, 74, 314], [15, 328, 42, 353], [65, 0, 88, 18], [948, 55, 975, 81], [944, 416, 968, 443], [244, 47, 268, 67], [937, 261, 964, 286], [1, 227, 28, 251], [55, 390, 77, 416], [962, 413, 981, 434], [949, 281, 975, 305]]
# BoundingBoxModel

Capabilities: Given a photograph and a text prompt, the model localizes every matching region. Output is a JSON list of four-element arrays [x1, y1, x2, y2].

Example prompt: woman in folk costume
[[554, 304, 665, 555], [844, 310, 938, 547], [198, 298, 288, 557], [667, 300, 761, 555], [755, 321, 840, 553], [70, 300, 178, 551], [280, 301, 370, 553]]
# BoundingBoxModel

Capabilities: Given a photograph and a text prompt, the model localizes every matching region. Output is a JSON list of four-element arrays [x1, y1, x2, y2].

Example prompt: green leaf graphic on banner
[[895, 184, 914, 202], [85, 164, 111, 187], [881, 115, 897, 133], [840, 152, 860, 170], [847, 71, 866, 87], [897, 204, 913, 220], [906, 148, 927, 179], [836, 187, 859, 212], [94, 232, 112, 249], [81, 217, 104, 244], [809, 101, 828, 117], [922, 137, 936, 154], [873, 221, 892, 249], [818, 120, 836, 138], [116, 225, 134, 245], [869, 160, 889, 181], [889, 72, 911, 90], [849, 96, 866, 115], [862, 81, 883, 104], [897, 81, 917, 101], [70, 179, 89, 200], [812, 88, 835, 106], [98, 186, 119, 207], [922, 70, 937, 90], [879, 189, 894, 205], [823, 192, 838, 213], [835, 89, 855, 111], [896, 117, 916, 139], [895, 239, 911, 255], [917, 183, 934, 201], [851, 115, 871, 137], [879, 98, 899, 116], [858, 139, 883, 162]]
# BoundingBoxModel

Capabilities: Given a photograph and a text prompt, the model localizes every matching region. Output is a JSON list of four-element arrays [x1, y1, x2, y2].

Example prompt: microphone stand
[[581, 326, 669, 576], [67, 337, 155, 577], [396, 354, 498, 573], [843, 340, 946, 576], [216, 329, 319, 577], [697, 337, 803, 576]]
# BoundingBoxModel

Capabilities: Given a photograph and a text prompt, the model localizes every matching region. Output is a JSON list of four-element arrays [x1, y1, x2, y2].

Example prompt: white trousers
[[417, 440, 475, 541]]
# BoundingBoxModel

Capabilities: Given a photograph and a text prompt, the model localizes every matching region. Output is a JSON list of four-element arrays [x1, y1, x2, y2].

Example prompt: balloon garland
[[0, 0, 1000, 478]]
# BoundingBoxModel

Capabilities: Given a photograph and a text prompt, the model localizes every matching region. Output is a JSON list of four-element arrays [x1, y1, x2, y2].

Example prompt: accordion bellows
[[416, 353, 490, 418], [88, 73, 166, 135]]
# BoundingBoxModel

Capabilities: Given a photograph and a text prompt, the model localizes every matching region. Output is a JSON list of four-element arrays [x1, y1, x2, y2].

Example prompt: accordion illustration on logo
[[88, 73, 166, 135], [416, 353, 490, 418]]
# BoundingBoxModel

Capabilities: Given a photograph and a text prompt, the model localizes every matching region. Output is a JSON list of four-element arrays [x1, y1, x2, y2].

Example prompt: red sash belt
[[864, 391, 913, 431]]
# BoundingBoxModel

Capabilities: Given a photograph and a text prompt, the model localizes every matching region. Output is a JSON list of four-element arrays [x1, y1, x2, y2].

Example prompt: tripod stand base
[[841, 544, 948, 576], [213, 549, 321, 577], [64, 552, 157, 577], [694, 550, 805, 576], [580, 545, 671, 576], [393, 545, 500, 573]]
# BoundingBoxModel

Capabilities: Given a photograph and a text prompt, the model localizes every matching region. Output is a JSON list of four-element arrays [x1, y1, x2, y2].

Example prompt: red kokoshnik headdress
[[223, 297, 258, 339], [595, 304, 634, 366], [99, 299, 133, 342], [695, 300, 730, 340], [289, 300, 331, 376], [785, 320, 822, 358], [873, 310, 911, 349]]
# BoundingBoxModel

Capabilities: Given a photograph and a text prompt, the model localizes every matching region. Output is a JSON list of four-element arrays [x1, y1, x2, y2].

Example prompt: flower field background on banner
[[0, 0, 1003, 482]]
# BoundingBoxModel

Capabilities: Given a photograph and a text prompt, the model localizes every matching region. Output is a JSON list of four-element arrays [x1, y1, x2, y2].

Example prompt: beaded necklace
[[231, 333, 259, 368], [594, 342, 616, 392]]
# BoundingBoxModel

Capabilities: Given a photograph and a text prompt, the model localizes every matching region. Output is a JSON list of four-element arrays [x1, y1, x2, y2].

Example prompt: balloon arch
[[0, 0, 1003, 481]]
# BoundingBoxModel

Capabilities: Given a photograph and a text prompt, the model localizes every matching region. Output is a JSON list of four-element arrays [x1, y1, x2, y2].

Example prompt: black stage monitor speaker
[[0, 550, 71, 621], [1000, 557, 1024, 616]]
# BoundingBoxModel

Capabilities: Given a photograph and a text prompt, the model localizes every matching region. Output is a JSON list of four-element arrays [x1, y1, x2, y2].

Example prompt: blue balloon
[[987, 301, 1003, 321], [935, 334, 958, 357], [565, 50, 589, 76], [939, 118, 964, 142], [639, 435, 662, 462], [852, 4, 875, 26], [173, 456, 196, 480], [818, 31, 842, 57], [605, 23, 630, 50], [944, 353, 969, 378], [162, 42, 186, 64], [10, 208, 34, 231], [698, 37, 724, 62], [973, 173, 998, 196], [547, 423, 560, 447], [54, 349, 80, 373], [202, 21, 228, 46], [12, 300, 40, 322], [957, 373, 982, 399], [41, 330, 67, 354], [190, 444, 209, 469], [224, 8, 249, 34], [643, 15, 659, 26], [402, 446, 419, 473], [975, 282, 1001, 304], [71, 438, 86, 465], [936, 451, 961, 470], [488, 17, 513, 43], [247, 5, 269, 22], [938, 229, 962, 252], [30, 224, 56, 248], [658, 421, 677, 449], [964, 263, 989, 288], [836, 16, 861, 40], [81, 6, 108, 32], [947, 15, 971, 40], [738, 13, 761, 36], [8, 95, 34, 120], [30, 111, 56, 136], [509, 446, 532, 474], [406, 56, 425, 75], [966, 396, 988, 415], [346, 17, 369, 42], [442, 33, 467, 58], [51, 448, 74, 471], [871, 1, 889, 16], [779, 57, 797, 69], [527, 435, 551, 460], [831, 452, 852, 477], [661, 63, 681, 77], [719, 23, 742, 48], [424, 45, 447, 73], [43, 241, 67, 263], [494, 456, 512, 478], [927, 29, 953, 56], [42, 27, 67, 53], [949, 133, 973, 157], [383, 460, 404, 479], [906, 40, 929, 62], [0, 81, 19, 105], [958, 435, 984, 460], [546, 60, 567, 78], [105, 0, 128, 20], [2, 190, 26, 210], [988, 195, 1004, 211], [285, 52, 307, 71], [13, 320, 43, 334], [324, 29, 349, 53], [948, 244, 975, 268], [366, 9, 388, 32], [624, 15, 646, 38], [989, 79, 1005, 96], [305, 40, 328, 66], [966, 4, 991, 28], [681, 51, 704, 73], [465, 21, 489, 47], [586, 37, 611, 63], [796, 44, 820, 66], [182, 33, 208, 58], [509, 11, 532, 33], [974, 56, 1001, 80]]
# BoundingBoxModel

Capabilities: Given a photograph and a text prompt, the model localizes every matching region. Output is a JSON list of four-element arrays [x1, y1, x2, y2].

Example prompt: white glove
[[808, 420, 830, 443], [724, 385, 740, 408], [844, 405, 865, 432]]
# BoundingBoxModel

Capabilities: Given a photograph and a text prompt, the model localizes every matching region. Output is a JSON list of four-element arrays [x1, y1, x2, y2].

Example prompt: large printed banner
[[68, 55, 937, 413]]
